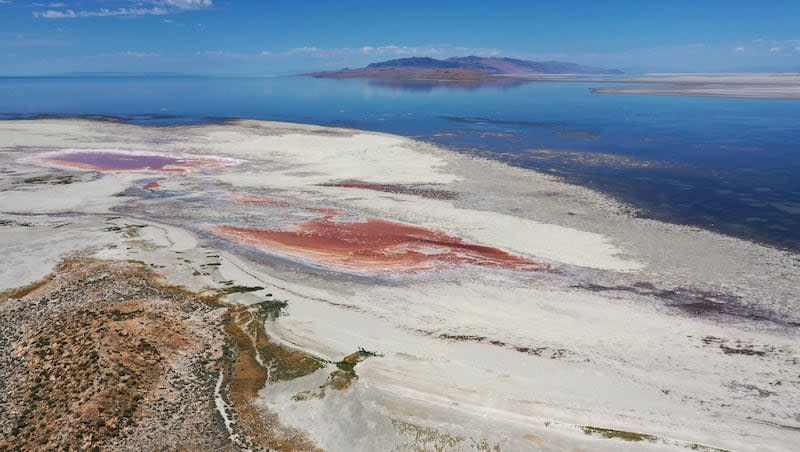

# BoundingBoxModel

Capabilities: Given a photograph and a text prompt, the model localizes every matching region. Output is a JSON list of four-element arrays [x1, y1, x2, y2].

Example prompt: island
[[306, 56, 622, 85]]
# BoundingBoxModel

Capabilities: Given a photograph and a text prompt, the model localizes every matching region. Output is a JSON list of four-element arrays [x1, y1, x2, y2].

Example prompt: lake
[[2, 75, 799, 251]]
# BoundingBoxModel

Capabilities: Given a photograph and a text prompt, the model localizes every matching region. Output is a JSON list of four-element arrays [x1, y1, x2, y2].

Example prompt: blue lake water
[[2, 75, 800, 251]]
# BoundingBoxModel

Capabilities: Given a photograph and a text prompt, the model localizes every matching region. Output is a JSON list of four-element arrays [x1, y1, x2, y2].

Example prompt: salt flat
[[589, 72, 800, 100], [1, 118, 798, 451]]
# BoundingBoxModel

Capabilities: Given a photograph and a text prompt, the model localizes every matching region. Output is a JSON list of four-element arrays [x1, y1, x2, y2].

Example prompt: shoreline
[[3, 112, 798, 254], [1, 118, 799, 450], [591, 86, 800, 100]]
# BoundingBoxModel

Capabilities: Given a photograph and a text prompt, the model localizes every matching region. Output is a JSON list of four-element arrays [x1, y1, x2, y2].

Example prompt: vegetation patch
[[391, 418, 468, 451], [579, 425, 728, 450], [218, 285, 265, 295], [0, 274, 54, 302], [0, 258, 232, 450], [15, 174, 78, 185], [581, 426, 657, 442], [221, 298, 324, 451], [0, 218, 34, 227], [324, 348, 380, 391], [104, 224, 147, 238]]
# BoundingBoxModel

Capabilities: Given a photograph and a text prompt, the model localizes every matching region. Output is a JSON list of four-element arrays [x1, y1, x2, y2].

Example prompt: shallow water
[[1, 75, 799, 250]]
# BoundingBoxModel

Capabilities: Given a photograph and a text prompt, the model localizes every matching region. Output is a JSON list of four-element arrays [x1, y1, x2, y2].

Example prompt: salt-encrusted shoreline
[[1, 118, 798, 451], [589, 72, 800, 100]]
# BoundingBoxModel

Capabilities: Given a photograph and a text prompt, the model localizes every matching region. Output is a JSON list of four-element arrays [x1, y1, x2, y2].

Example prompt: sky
[[1, 0, 800, 75]]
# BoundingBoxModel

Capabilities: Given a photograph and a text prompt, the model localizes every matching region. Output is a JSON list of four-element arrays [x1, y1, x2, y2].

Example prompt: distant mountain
[[365, 57, 464, 70], [307, 56, 622, 81], [447, 56, 623, 75]]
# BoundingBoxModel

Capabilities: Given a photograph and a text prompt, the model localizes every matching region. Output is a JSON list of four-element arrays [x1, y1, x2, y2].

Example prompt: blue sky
[[1, 0, 800, 75]]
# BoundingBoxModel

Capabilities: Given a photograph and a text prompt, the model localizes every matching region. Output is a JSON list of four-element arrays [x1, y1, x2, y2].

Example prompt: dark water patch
[[521, 148, 669, 169], [367, 77, 529, 92], [0, 112, 129, 123], [440, 115, 561, 128], [435, 332, 570, 359], [555, 130, 603, 139], [699, 336, 774, 356], [578, 282, 795, 327], [319, 180, 459, 200], [0, 112, 228, 127]]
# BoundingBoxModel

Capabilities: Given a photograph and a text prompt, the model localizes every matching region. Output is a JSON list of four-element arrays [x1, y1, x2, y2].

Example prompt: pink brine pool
[[206, 214, 546, 274], [21, 149, 243, 173]]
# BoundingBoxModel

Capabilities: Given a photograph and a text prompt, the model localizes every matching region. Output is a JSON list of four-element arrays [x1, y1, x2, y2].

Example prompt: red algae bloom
[[21, 149, 243, 173], [207, 215, 544, 274]]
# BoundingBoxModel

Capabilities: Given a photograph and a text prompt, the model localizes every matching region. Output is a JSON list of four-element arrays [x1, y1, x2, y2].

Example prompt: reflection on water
[[440, 115, 562, 128], [366, 76, 530, 92], [1, 75, 799, 250]]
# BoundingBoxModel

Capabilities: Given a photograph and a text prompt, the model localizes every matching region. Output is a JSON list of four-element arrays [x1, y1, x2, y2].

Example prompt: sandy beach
[[1, 118, 798, 451]]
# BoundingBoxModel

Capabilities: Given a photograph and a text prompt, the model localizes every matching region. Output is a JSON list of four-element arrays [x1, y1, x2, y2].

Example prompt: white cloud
[[286, 46, 320, 56], [33, 0, 212, 19], [119, 51, 160, 58], [162, 0, 212, 9], [197, 49, 274, 60], [197, 50, 234, 57], [273, 44, 503, 59], [195, 50, 265, 60], [34, 7, 168, 18], [34, 9, 75, 18], [728, 39, 800, 57]]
